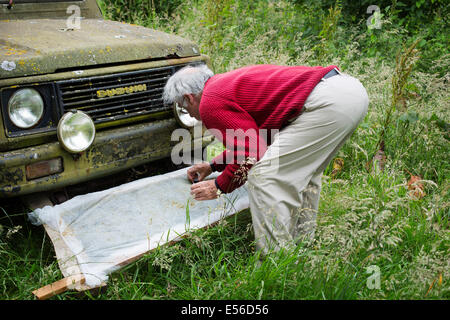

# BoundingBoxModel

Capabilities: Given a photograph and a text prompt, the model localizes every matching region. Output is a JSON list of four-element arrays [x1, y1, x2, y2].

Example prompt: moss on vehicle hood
[[0, 18, 200, 79]]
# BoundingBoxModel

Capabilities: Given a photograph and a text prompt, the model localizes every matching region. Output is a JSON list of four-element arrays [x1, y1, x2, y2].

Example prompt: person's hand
[[187, 162, 213, 183], [191, 180, 218, 201]]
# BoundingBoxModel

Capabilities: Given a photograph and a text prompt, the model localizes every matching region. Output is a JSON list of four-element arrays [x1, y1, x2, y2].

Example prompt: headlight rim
[[172, 102, 200, 129], [7, 88, 45, 129], [57, 110, 96, 154]]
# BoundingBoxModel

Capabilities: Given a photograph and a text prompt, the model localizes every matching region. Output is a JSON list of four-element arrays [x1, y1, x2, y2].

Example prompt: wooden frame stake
[[32, 275, 86, 300]]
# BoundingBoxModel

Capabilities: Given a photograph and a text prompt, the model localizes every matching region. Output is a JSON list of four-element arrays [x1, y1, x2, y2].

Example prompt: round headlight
[[57, 111, 96, 153], [8, 88, 44, 129], [173, 102, 200, 128]]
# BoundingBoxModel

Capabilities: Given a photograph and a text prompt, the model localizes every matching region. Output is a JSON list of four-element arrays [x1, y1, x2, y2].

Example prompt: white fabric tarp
[[28, 167, 249, 288]]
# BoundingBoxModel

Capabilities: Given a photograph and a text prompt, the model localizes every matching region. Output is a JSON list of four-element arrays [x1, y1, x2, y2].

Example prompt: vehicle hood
[[0, 19, 200, 79]]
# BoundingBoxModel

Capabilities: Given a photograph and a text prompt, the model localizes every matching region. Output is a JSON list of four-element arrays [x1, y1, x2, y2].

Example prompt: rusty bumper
[[0, 119, 212, 197]]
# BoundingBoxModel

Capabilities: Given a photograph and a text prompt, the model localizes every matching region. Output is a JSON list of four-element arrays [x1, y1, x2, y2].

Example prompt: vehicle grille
[[55, 65, 185, 124]]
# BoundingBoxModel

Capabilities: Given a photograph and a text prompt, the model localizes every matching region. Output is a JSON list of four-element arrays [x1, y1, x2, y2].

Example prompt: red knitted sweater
[[199, 64, 338, 193]]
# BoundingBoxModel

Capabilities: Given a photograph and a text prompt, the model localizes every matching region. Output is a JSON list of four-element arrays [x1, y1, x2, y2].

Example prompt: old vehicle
[[0, 0, 212, 200]]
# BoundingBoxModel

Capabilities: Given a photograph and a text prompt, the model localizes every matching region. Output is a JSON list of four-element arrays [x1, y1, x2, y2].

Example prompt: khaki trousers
[[247, 71, 369, 255]]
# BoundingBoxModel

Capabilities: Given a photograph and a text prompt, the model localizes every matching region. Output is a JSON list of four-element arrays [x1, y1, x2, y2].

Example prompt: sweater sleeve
[[200, 95, 268, 193]]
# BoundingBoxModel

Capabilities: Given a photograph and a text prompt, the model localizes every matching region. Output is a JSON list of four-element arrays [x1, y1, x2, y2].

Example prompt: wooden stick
[[32, 275, 85, 300]]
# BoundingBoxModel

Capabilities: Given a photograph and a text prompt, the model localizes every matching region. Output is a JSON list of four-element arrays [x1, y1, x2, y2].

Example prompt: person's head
[[163, 64, 214, 120]]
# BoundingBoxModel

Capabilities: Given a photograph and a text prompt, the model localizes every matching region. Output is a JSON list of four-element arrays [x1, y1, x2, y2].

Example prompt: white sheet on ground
[[28, 167, 249, 288]]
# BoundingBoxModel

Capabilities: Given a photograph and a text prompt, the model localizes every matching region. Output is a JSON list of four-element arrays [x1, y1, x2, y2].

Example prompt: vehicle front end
[[0, 0, 212, 198]]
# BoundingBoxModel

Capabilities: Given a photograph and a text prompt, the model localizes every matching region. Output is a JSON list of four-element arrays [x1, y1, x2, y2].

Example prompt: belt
[[322, 68, 340, 79]]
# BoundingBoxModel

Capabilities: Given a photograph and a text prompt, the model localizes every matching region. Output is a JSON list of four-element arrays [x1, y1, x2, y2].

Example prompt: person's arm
[[209, 149, 231, 172], [200, 95, 268, 193]]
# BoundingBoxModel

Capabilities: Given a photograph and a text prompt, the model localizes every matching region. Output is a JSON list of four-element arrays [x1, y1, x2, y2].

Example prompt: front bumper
[[0, 119, 213, 197]]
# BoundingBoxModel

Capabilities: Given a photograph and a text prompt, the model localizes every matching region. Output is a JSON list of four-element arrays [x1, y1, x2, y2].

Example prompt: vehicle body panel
[[0, 18, 200, 79]]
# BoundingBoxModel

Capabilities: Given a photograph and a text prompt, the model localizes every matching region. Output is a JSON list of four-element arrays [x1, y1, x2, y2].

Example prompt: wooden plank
[[32, 275, 85, 300]]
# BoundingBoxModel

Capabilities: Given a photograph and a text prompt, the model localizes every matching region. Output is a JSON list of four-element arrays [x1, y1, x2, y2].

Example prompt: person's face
[[181, 94, 201, 120]]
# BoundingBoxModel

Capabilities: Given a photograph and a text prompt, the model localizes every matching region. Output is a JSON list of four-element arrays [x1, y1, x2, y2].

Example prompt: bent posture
[[163, 64, 369, 255]]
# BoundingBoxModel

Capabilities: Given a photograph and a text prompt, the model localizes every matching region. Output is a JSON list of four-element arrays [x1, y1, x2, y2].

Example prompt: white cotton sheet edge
[[28, 167, 249, 287]]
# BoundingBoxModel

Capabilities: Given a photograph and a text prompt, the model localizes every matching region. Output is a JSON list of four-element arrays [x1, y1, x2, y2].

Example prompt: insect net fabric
[[28, 167, 249, 287]]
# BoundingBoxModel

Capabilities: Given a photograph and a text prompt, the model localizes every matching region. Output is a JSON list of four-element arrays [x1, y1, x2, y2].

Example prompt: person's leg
[[247, 73, 369, 255], [291, 170, 322, 242]]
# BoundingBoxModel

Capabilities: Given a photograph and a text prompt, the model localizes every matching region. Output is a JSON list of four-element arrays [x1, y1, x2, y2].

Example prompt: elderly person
[[163, 64, 368, 255]]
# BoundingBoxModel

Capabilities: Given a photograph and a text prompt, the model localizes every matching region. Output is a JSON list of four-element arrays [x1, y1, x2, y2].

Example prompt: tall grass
[[313, 0, 343, 60], [0, 0, 448, 299]]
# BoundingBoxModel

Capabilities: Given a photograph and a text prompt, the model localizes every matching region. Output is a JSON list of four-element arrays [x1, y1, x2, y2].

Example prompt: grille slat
[[60, 76, 169, 98], [56, 65, 188, 123], [84, 98, 164, 116], [63, 87, 164, 109], [92, 107, 169, 123]]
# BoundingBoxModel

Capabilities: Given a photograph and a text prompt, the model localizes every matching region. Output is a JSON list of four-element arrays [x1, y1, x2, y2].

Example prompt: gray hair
[[163, 64, 214, 105]]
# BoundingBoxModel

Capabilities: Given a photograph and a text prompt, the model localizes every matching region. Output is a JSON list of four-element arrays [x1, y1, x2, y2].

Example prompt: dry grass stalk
[[369, 39, 421, 172], [229, 157, 257, 191], [392, 38, 421, 111]]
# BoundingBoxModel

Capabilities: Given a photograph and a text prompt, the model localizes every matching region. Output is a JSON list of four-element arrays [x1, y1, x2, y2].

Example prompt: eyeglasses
[[177, 97, 189, 114]]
